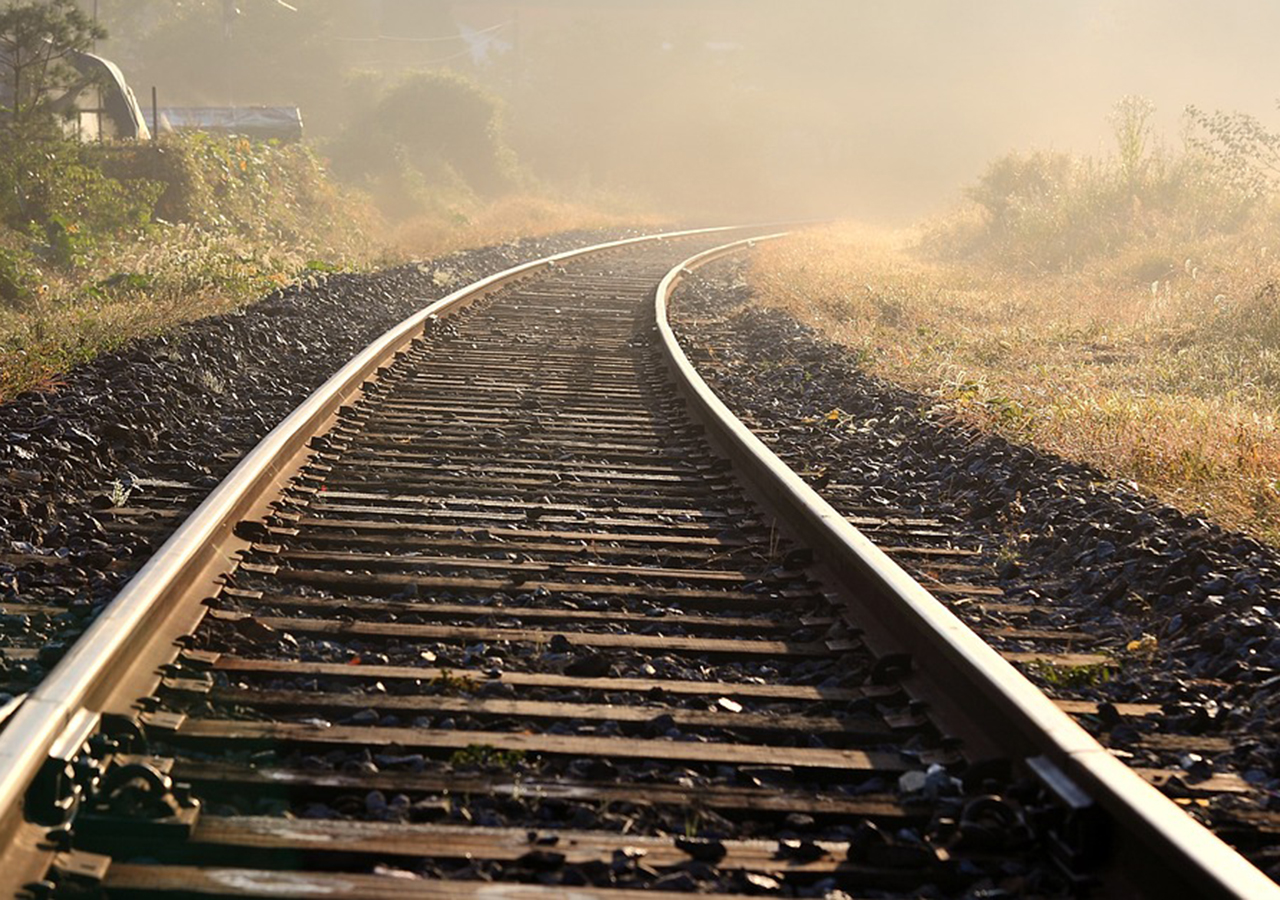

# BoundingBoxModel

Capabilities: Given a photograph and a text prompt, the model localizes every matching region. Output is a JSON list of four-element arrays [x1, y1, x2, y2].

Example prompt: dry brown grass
[[751, 221, 1280, 543]]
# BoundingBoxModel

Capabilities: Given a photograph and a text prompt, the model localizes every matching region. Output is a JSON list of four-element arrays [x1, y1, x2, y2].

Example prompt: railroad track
[[0, 228, 1273, 898]]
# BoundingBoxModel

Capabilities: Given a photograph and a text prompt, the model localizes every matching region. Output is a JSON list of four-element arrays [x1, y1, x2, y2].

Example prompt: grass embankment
[[0, 135, 642, 403], [751, 101, 1280, 543]]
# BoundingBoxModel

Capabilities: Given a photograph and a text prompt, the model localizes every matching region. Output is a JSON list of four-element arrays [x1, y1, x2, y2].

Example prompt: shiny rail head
[[652, 233, 1280, 900], [0, 224, 771, 866]]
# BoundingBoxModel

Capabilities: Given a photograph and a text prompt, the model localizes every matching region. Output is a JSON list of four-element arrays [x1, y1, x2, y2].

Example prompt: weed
[[983, 395, 1032, 431], [1124, 633, 1160, 662], [992, 494, 1029, 568], [107, 478, 132, 507], [95, 272, 154, 295], [1109, 95, 1156, 188], [1025, 659, 1113, 689], [196, 369, 226, 395], [683, 806, 704, 838], [430, 668, 476, 694], [993, 541, 1022, 568], [449, 744, 526, 771]]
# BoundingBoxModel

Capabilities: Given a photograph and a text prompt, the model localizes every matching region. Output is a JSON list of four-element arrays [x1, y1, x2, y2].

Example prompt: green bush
[[0, 130, 379, 306], [97, 139, 213, 224], [0, 136, 164, 267], [99, 133, 337, 236], [962, 151, 1121, 270], [326, 69, 519, 215], [0, 239, 33, 303]]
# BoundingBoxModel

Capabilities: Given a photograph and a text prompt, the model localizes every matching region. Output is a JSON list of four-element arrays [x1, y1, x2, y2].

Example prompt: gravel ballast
[[670, 259, 1280, 877], [0, 231, 636, 697], [4, 234, 1280, 879]]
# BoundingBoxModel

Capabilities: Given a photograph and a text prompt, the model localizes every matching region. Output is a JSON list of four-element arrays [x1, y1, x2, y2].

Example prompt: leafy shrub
[[97, 139, 213, 224], [326, 69, 519, 215], [4, 131, 383, 275], [0, 239, 32, 303], [99, 133, 353, 238], [959, 151, 1122, 270], [0, 136, 163, 265]]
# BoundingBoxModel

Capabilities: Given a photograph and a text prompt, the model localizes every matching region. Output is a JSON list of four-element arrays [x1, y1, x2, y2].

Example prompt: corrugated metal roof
[[159, 106, 304, 140]]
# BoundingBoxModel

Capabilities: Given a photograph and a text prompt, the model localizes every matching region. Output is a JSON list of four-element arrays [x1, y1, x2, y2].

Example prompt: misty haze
[[72, 0, 1280, 221], [3, 2, 1280, 895]]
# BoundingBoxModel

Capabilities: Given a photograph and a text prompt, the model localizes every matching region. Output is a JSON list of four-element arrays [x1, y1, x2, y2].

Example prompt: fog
[[95, 0, 1280, 222]]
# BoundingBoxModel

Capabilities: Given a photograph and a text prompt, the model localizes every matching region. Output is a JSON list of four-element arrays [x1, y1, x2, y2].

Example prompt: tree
[[326, 69, 518, 214], [0, 0, 106, 140]]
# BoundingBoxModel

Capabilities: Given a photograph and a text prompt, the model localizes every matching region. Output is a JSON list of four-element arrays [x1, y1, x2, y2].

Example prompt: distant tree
[[376, 70, 515, 195], [326, 69, 518, 214], [0, 0, 106, 140]]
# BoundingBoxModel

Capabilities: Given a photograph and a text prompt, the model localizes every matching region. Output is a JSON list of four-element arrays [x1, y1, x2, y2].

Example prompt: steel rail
[[654, 235, 1280, 899], [0, 225, 753, 852]]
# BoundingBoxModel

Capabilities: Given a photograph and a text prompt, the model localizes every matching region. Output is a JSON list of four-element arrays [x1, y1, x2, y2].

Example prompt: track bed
[[1, 233, 1272, 899]]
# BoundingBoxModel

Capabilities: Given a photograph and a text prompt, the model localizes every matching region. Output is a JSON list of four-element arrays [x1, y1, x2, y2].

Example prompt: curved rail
[[0, 225, 753, 847], [3, 226, 1274, 898], [654, 235, 1280, 899]]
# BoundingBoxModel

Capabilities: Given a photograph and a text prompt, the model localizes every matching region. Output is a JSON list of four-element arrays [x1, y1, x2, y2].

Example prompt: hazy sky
[[96, 0, 1280, 222], [757, 0, 1280, 218]]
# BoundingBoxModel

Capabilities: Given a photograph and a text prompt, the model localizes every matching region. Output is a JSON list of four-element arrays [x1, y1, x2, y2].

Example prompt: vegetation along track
[[0, 229, 1272, 899]]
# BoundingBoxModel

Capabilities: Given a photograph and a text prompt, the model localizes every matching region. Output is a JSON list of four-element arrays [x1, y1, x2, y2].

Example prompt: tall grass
[[750, 99, 1280, 543]]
